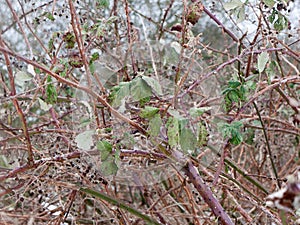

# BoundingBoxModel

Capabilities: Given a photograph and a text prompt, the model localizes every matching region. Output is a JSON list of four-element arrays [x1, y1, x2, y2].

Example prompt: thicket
[[0, 0, 299, 224]]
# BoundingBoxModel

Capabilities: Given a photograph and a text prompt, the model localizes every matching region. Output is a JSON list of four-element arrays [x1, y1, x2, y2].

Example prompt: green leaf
[[38, 98, 52, 111], [219, 121, 243, 145], [139, 96, 151, 107], [180, 128, 197, 153], [48, 37, 54, 52], [140, 106, 160, 119], [15, 71, 32, 86], [223, 0, 243, 11], [89, 62, 96, 74], [257, 52, 269, 73], [274, 14, 288, 31], [46, 76, 57, 104], [100, 156, 118, 176], [75, 130, 95, 150], [244, 128, 255, 145], [245, 80, 256, 91], [90, 52, 100, 62], [263, 0, 275, 8], [228, 80, 241, 89], [228, 90, 240, 102], [268, 10, 277, 23], [130, 77, 152, 101], [166, 117, 179, 148], [141, 76, 163, 96], [97, 0, 109, 8], [222, 79, 250, 111], [45, 12, 55, 21], [189, 107, 212, 117], [97, 140, 112, 161], [148, 114, 162, 137]]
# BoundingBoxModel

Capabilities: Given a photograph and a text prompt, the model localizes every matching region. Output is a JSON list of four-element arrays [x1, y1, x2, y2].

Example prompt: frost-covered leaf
[[97, 140, 112, 161], [78, 118, 91, 128], [251, 120, 262, 127], [166, 117, 179, 148], [110, 82, 130, 107], [142, 76, 163, 95], [165, 42, 180, 65], [257, 52, 269, 73], [100, 156, 118, 176], [236, 5, 245, 23], [170, 41, 181, 54], [75, 130, 95, 150], [266, 60, 279, 81], [130, 77, 152, 101], [189, 107, 211, 117], [27, 64, 36, 76], [15, 71, 32, 86], [38, 98, 52, 111], [168, 109, 185, 120], [223, 0, 243, 11], [263, 0, 275, 8], [149, 114, 162, 137], [0, 155, 9, 168], [180, 128, 197, 153]]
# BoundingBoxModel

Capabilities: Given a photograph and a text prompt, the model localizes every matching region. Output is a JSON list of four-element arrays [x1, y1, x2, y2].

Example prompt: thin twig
[[253, 101, 280, 188], [0, 37, 34, 166], [123, 0, 137, 74], [158, 0, 175, 40], [5, 0, 33, 58]]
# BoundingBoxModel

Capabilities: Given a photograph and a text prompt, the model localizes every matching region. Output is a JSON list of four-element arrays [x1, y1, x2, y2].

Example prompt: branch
[[0, 46, 147, 135], [203, 5, 242, 47], [179, 47, 289, 98], [183, 160, 234, 225], [172, 150, 234, 225]]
